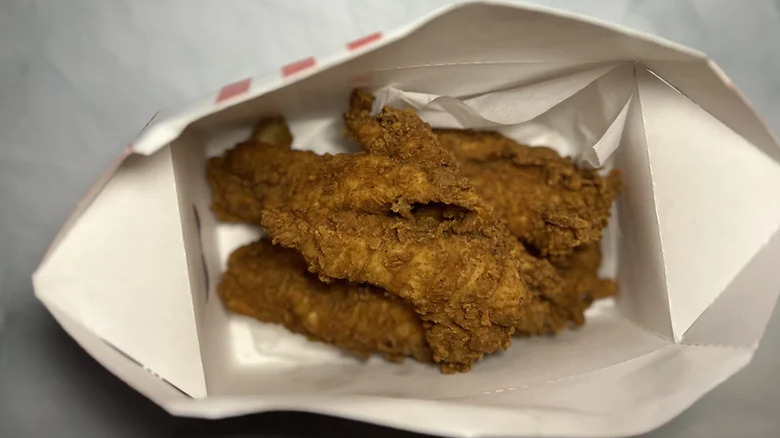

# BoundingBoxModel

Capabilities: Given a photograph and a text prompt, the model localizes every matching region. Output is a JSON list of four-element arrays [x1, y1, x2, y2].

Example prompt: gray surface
[[1, 1, 779, 437]]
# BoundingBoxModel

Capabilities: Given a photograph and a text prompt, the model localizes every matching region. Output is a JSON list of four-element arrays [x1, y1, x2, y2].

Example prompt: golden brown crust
[[207, 142, 484, 222], [345, 89, 460, 173], [435, 129, 621, 256], [549, 243, 618, 307], [219, 240, 432, 363]]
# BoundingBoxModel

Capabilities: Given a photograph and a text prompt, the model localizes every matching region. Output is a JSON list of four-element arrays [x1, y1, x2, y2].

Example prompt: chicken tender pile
[[208, 89, 621, 372]]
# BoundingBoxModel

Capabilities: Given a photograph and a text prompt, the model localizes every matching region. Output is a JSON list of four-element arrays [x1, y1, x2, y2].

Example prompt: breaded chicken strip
[[435, 129, 621, 256], [220, 240, 432, 363], [549, 243, 617, 307]]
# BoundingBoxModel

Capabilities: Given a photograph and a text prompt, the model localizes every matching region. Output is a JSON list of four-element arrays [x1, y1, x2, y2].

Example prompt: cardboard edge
[[637, 65, 780, 341], [34, 145, 209, 399], [613, 65, 674, 339], [169, 131, 214, 394], [636, 68, 690, 342]]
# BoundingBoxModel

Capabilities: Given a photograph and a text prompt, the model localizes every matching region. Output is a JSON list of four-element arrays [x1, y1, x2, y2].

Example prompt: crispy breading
[[435, 129, 621, 256], [550, 243, 617, 306], [220, 240, 432, 363]]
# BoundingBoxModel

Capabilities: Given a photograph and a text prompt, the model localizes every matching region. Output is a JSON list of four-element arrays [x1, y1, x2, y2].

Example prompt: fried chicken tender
[[208, 110, 532, 372], [550, 243, 617, 305], [219, 240, 432, 363], [435, 129, 621, 256], [207, 116, 293, 223]]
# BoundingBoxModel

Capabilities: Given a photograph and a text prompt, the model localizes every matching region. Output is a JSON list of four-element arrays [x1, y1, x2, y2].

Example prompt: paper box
[[32, 1, 780, 436]]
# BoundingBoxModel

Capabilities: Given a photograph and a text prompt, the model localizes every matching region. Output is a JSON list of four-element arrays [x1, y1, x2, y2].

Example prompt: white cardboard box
[[32, 2, 780, 436]]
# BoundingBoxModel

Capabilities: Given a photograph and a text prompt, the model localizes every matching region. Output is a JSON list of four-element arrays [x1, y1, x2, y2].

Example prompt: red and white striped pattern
[[347, 32, 382, 51], [216, 78, 252, 103], [213, 32, 383, 104]]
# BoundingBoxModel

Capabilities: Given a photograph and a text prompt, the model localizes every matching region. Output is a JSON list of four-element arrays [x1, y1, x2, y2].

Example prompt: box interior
[[164, 57, 685, 399]]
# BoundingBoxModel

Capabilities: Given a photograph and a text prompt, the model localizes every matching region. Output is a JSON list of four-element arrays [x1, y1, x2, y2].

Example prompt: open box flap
[[612, 81, 673, 339], [637, 68, 780, 341], [32, 147, 207, 398], [646, 59, 780, 164], [42, 298, 190, 407], [683, 223, 780, 347]]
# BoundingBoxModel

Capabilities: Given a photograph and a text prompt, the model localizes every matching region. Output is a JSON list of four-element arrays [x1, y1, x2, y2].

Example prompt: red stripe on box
[[347, 32, 382, 51], [282, 57, 315, 77], [216, 78, 251, 103]]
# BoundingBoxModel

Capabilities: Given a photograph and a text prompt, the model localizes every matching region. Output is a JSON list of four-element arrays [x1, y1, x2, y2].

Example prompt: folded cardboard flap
[[613, 79, 674, 339], [647, 59, 780, 164], [44, 300, 191, 407], [33, 147, 207, 398], [637, 68, 780, 340], [682, 220, 780, 346], [32, 1, 780, 435]]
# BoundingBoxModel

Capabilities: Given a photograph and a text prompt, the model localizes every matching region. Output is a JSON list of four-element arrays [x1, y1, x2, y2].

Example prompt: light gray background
[[1, 1, 779, 437]]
